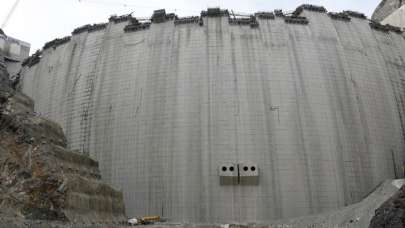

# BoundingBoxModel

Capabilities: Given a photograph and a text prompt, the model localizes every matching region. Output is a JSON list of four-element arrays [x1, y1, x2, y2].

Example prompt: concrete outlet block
[[219, 163, 238, 185], [239, 162, 259, 185]]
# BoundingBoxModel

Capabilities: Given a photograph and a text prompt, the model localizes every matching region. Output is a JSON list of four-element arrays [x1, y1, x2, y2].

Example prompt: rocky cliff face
[[0, 53, 126, 224], [369, 186, 405, 228], [0, 51, 11, 92]]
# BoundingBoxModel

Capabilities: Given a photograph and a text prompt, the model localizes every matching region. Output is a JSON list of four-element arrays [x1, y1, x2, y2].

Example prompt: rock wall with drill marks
[[21, 8, 405, 222]]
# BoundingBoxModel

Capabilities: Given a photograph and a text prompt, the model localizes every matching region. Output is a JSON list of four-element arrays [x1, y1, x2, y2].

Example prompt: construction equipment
[[1, 0, 21, 29], [128, 216, 161, 226]]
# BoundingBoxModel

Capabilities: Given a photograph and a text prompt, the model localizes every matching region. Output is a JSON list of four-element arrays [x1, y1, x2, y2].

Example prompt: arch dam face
[[20, 6, 405, 223]]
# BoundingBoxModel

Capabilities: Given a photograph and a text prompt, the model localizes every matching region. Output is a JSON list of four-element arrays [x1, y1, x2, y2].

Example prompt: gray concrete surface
[[381, 5, 405, 27], [372, 0, 404, 22], [20, 7, 405, 223], [373, 0, 405, 27], [1, 180, 403, 227], [0, 32, 30, 77], [264, 179, 405, 228]]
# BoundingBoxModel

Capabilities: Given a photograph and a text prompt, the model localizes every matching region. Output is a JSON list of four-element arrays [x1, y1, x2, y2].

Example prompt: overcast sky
[[1, 0, 382, 53]]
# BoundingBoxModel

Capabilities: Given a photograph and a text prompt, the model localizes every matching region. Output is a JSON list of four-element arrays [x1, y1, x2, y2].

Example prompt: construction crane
[[1, 0, 21, 29]]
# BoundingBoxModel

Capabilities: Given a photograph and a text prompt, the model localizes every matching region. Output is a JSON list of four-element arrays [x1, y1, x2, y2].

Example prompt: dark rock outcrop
[[0, 52, 11, 92], [369, 186, 405, 228]]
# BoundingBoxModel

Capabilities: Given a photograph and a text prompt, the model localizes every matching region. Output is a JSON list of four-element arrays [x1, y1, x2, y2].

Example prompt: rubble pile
[[0, 54, 126, 224]]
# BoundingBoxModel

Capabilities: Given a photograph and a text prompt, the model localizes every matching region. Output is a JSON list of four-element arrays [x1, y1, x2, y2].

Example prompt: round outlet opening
[[222, 166, 227, 172]]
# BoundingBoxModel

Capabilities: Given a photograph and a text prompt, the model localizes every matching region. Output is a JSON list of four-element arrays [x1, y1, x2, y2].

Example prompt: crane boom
[[1, 0, 21, 29]]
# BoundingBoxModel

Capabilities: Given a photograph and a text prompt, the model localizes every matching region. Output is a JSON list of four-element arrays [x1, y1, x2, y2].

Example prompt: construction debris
[[127, 216, 161, 226]]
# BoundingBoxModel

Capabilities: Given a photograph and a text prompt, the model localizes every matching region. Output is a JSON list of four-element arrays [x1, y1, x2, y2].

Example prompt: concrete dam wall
[[373, 0, 405, 27], [20, 5, 405, 223]]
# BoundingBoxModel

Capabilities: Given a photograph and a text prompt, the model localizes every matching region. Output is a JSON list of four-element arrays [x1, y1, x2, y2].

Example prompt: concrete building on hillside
[[20, 5, 405, 223], [373, 0, 405, 27], [0, 29, 30, 77]]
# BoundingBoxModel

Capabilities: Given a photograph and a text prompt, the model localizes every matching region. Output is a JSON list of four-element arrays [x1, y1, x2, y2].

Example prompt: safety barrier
[[124, 23, 151, 33], [370, 21, 403, 34], [72, 24, 91, 35], [174, 16, 201, 26], [228, 16, 259, 28], [328, 12, 351, 21], [284, 16, 309, 25], [228, 17, 251, 25], [43, 36, 71, 50], [22, 51, 42, 67], [384, 24, 403, 34], [166, 13, 177, 20], [72, 23, 108, 35], [343, 11, 367, 19], [250, 21, 259, 28], [370, 21, 390, 33], [109, 14, 133, 24], [294, 4, 327, 16], [201, 8, 229, 17], [88, 23, 108, 33], [151, 9, 177, 23], [274, 10, 284, 17], [255, 12, 275, 20]]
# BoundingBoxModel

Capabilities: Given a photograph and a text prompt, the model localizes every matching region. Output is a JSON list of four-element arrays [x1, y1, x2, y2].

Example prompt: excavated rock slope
[[369, 186, 405, 228], [0, 56, 126, 224]]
